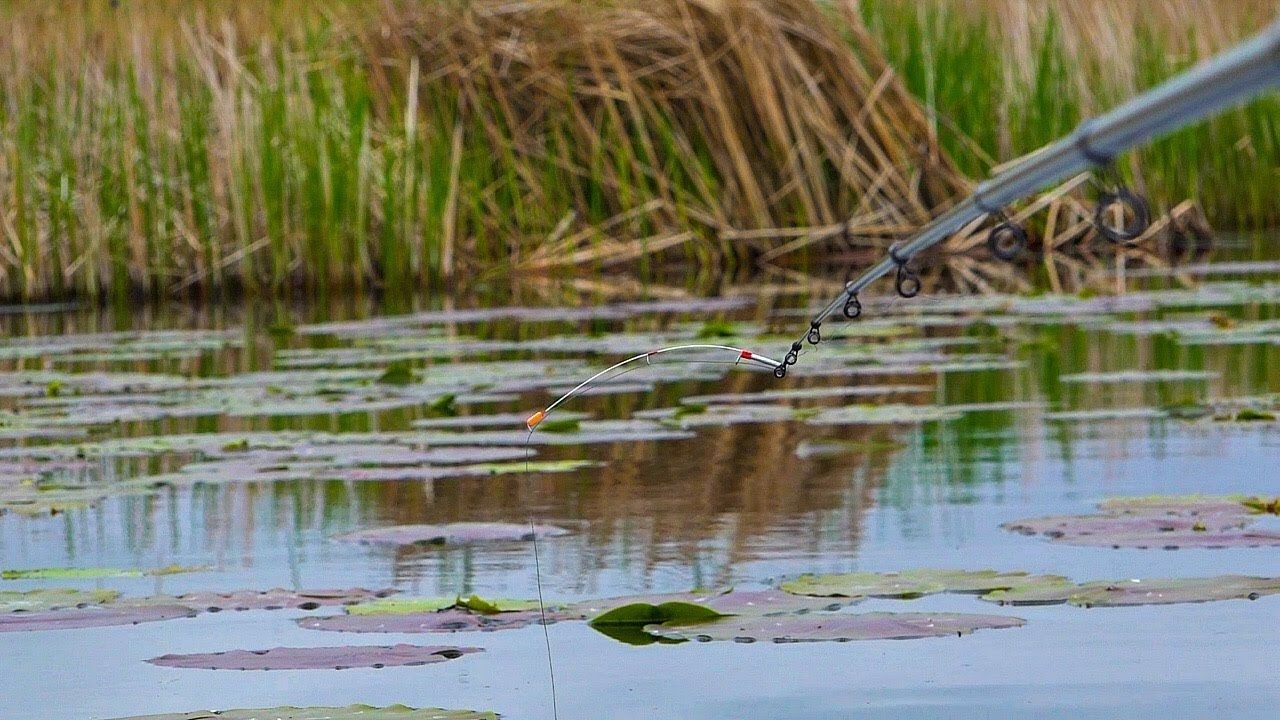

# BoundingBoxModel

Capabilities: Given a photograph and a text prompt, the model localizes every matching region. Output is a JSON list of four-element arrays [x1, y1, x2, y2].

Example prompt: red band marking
[[739, 350, 754, 360]]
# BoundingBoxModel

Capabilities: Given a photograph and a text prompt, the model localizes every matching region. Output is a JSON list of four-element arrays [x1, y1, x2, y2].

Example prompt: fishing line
[[520, 343, 783, 720], [524, 427, 559, 720]]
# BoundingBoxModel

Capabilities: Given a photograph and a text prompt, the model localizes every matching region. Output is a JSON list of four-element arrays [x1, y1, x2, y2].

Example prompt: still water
[[1, 268, 1278, 719]]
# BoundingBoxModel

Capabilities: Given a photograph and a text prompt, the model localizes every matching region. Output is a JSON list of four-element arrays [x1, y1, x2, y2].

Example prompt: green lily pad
[[589, 601, 727, 627], [781, 573, 944, 599], [3, 567, 145, 580], [805, 404, 961, 426], [346, 595, 543, 616], [455, 595, 543, 614], [107, 706, 498, 720], [1, 565, 208, 580], [0, 588, 120, 613], [1059, 370, 1217, 384], [681, 385, 931, 406], [645, 611, 1026, 643], [781, 570, 1059, 599], [1043, 407, 1168, 422], [345, 598, 461, 616]]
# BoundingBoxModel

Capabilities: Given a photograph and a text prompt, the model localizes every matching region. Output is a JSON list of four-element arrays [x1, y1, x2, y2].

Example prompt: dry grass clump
[[0, 0, 974, 301], [0, 0, 1260, 302], [372, 0, 976, 268]]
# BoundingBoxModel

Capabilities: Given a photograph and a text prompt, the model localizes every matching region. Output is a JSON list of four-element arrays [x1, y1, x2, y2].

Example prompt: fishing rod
[[776, 18, 1280, 376], [517, 20, 1279, 719]]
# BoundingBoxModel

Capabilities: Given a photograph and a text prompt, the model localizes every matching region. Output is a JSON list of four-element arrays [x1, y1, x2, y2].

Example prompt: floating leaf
[[455, 595, 543, 614], [3, 567, 144, 580], [299, 608, 577, 634], [682, 384, 931, 406], [107, 706, 498, 720], [646, 612, 1025, 643], [146, 644, 481, 670], [781, 573, 944, 599], [1042, 407, 1168, 422], [1005, 496, 1280, 549], [537, 418, 582, 434], [376, 362, 415, 386], [782, 570, 1064, 599], [336, 523, 571, 547], [2, 565, 208, 580], [0, 604, 195, 632], [346, 595, 543, 616], [983, 576, 1280, 607], [0, 588, 119, 613], [589, 601, 727, 627], [1059, 370, 1217, 384], [151, 588, 396, 612], [805, 404, 961, 426], [345, 598, 460, 616]]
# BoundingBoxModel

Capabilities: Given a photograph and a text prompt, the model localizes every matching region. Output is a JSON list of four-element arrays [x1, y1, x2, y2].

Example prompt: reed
[[0, 0, 1274, 302], [860, 0, 1280, 229]]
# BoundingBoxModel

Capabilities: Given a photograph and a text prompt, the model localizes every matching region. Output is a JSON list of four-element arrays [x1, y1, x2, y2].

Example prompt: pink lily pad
[[646, 612, 1026, 643], [156, 588, 397, 612], [0, 604, 196, 632], [336, 523, 571, 547], [147, 644, 481, 670], [298, 607, 579, 634], [1004, 495, 1280, 549], [106, 706, 497, 720]]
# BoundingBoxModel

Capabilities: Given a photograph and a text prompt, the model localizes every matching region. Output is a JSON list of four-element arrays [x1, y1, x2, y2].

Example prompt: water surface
[[2, 270, 1279, 719]]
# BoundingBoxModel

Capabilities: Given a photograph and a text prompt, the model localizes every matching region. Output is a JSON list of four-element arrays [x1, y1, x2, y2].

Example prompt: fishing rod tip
[[526, 411, 546, 431]]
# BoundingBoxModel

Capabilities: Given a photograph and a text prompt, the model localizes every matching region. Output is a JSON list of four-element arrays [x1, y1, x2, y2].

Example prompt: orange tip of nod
[[526, 410, 546, 431]]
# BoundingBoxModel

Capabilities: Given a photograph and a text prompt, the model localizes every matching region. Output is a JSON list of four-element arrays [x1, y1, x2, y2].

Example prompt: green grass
[[859, 0, 1280, 229]]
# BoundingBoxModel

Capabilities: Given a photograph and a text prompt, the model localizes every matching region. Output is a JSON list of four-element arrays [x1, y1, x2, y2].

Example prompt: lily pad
[[1059, 370, 1217, 383], [570, 588, 848, 619], [588, 601, 726, 627], [2, 565, 207, 580], [781, 570, 1064, 599], [781, 573, 944, 599], [645, 612, 1026, 643], [680, 384, 931, 406], [0, 588, 120, 613], [983, 576, 1280, 607], [336, 523, 571, 547], [107, 706, 498, 720], [345, 598, 460, 616], [1043, 407, 1168, 422], [146, 644, 481, 670], [0, 604, 196, 632], [154, 588, 396, 612], [346, 595, 543, 616], [805, 404, 961, 426], [299, 608, 577, 633], [1004, 496, 1280, 549]]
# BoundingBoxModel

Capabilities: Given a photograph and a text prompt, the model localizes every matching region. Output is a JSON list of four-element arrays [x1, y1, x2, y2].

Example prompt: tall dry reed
[[0, 0, 971, 301]]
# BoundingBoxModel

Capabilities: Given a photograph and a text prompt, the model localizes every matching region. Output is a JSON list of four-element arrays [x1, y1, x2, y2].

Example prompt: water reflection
[[2, 277, 1275, 601]]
